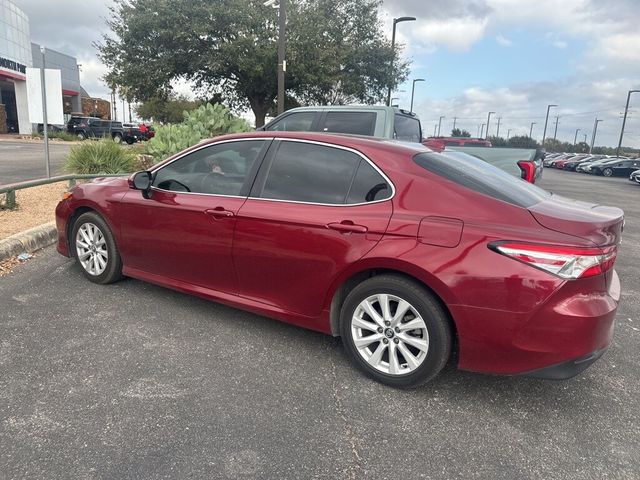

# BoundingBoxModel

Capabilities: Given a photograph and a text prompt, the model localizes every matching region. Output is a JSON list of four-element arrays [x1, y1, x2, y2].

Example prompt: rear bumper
[[521, 348, 607, 379], [452, 270, 620, 377]]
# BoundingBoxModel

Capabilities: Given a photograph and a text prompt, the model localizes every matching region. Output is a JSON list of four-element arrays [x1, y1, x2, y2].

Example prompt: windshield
[[414, 151, 551, 208]]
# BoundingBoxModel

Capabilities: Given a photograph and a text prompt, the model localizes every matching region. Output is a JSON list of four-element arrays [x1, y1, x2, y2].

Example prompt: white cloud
[[552, 40, 568, 49], [495, 34, 512, 47], [597, 32, 640, 62], [412, 17, 489, 52]]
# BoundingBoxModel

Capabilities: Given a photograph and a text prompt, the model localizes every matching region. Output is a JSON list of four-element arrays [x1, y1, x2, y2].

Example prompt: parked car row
[[65, 115, 154, 144], [544, 152, 640, 182]]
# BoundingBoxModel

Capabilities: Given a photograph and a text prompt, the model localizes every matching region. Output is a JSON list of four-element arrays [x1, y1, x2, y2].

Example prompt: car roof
[[198, 130, 429, 155], [279, 105, 416, 116]]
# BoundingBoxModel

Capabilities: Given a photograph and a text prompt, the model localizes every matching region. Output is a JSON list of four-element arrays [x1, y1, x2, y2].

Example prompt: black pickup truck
[[67, 116, 124, 143]]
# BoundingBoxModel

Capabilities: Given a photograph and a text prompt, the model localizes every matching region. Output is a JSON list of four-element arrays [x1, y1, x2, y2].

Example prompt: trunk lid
[[528, 194, 624, 247]]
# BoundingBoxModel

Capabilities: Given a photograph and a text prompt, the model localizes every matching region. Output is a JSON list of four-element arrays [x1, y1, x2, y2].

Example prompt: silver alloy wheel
[[75, 222, 108, 276], [351, 294, 429, 376]]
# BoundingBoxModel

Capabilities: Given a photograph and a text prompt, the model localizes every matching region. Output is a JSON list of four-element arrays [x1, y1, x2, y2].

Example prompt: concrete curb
[[0, 222, 57, 262]]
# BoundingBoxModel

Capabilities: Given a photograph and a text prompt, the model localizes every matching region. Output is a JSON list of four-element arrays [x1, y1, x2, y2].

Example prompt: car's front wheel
[[340, 275, 452, 388], [71, 212, 123, 284], [602, 167, 613, 177], [77, 132, 86, 141]]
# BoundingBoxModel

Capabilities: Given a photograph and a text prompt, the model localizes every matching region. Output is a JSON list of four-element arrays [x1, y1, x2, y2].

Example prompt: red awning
[[62, 89, 80, 96], [0, 69, 26, 81]]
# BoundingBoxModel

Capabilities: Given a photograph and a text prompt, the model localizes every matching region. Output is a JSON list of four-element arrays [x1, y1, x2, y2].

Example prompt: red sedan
[[55, 132, 623, 387]]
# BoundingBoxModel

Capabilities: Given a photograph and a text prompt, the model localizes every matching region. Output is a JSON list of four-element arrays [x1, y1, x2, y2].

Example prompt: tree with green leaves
[[136, 94, 203, 124], [451, 128, 471, 137], [487, 135, 507, 147], [507, 135, 539, 149], [98, 0, 409, 127]]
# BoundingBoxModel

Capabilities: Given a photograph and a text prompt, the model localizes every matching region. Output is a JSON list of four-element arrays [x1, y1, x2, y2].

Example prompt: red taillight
[[517, 160, 536, 183], [489, 242, 617, 279]]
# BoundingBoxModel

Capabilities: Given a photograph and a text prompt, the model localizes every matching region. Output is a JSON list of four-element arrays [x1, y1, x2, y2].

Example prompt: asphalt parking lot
[[0, 141, 72, 185], [1, 168, 639, 479]]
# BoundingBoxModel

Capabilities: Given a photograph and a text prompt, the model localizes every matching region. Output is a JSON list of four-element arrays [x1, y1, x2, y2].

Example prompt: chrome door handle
[[327, 221, 368, 234], [205, 207, 235, 218]]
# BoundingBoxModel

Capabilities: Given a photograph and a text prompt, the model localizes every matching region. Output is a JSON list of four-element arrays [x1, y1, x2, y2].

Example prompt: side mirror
[[129, 171, 152, 198]]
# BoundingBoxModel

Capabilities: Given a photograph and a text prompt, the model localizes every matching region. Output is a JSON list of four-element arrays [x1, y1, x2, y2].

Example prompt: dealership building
[[0, 0, 95, 134]]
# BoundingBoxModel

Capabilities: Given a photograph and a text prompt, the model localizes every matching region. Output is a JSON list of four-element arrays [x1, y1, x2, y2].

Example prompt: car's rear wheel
[[71, 212, 123, 284], [602, 167, 613, 177], [113, 134, 122, 144], [340, 275, 452, 388], [77, 132, 86, 141]]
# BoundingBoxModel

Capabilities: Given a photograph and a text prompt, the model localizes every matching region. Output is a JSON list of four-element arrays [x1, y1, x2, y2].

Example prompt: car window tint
[[346, 160, 391, 203], [322, 112, 377, 136], [153, 140, 266, 196], [445, 141, 461, 146], [394, 114, 421, 142], [261, 141, 360, 204], [266, 112, 315, 131], [414, 152, 551, 208]]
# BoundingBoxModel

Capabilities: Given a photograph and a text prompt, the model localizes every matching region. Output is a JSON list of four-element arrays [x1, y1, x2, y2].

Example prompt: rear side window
[[394, 114, 421, 142], [414, 152, 551, 208], [261, 141, 361, 204], [347, 161, 392, 203], [321, 112, 377, 136], [266, 112, 316, 132]]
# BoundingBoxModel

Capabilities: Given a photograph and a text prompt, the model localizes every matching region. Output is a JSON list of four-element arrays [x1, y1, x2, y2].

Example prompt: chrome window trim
[[253, 138, 396, 207], [149, 138, 269, 198], [148, 136, 396, 206]]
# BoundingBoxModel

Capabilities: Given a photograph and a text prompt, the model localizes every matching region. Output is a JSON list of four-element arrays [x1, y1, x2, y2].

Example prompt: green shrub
[[64, 139, 137, 174], [145, 103, 252, 161]]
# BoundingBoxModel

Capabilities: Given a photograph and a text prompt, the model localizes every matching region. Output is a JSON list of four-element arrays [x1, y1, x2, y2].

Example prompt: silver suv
[[259, 105, 422, 143]]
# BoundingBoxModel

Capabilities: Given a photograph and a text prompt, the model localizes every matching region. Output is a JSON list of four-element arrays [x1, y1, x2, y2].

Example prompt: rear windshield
[[414, 152, 551, 208], [394, 114, 421, 143]]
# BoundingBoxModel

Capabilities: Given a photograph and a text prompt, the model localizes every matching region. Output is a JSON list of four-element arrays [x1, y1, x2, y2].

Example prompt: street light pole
[[574, 128, 580, 146], [496, 116, 502, 138], [437, 116, 445, 136], [40, 46, 50, 178], [387, 17, 416, 106], [409, 78, 425, 114], [277, 0, 286, 115], [542, 104, 557, 145], [553, 115, 559, 141], [590, 118, 602, 154], [616, 89, 640, 157], [529, 122, 536, 138], [485, 111, 494, 139], [507, 128, 512, 140], [452, 117, 457, 131], [480, 123, 486, 138]]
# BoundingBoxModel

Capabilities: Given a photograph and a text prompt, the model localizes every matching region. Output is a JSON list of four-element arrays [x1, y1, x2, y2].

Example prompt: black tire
[[71, 211, 123, 284], [602, 167, 613, 177], [126, 137, 135, 145], [77, 132, 86, 141], [113, 134, 123, 144], [339, 274, 452, 388]]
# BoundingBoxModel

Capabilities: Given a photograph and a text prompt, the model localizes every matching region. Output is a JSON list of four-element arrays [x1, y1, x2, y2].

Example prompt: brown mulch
[[0, 256, 21, 276], [0, 182, 68, 239]]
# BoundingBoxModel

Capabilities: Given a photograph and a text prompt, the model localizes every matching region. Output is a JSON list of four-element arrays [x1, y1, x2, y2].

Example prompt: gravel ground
[[0, 182, 67, 239], [0, 168, 638, 479]]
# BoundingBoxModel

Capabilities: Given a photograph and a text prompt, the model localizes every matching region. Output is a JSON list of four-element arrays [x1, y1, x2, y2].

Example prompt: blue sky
[[384, 0, 640, 147], [15, 0, 640, 148]]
